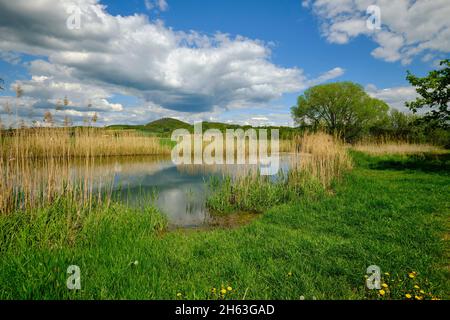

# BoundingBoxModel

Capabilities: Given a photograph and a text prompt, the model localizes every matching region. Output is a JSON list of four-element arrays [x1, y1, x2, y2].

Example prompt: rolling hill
[[107, 118, 300, 139]]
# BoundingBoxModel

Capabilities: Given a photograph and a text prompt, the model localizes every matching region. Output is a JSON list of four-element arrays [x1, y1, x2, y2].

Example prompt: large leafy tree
[[291, 82, 389, 141], [406, 59, 450, 128]]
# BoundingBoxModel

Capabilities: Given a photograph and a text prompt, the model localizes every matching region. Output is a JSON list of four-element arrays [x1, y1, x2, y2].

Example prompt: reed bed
[[0, 128, 171, 215], [207, 132, 353, 214], [0, 127, 351, 216], [297, 132, 353, 187], [0, 127, 171, 159], [352, 141, 445, 155], [0, 152, 114, 215]]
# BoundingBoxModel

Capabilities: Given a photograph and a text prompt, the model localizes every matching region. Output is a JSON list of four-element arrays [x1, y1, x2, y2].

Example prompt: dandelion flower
[[379, 290, 385, 296], [408, 273, 416, 279], [227, 286, 232, 291], [220, 289, 227, 295], [405, 294, 412, 299], [382, 283, 388, 288]]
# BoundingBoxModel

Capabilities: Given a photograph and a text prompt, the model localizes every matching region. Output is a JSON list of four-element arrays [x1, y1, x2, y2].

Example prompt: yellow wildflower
[[227, 286, 232, 291], [405, 294, 412, 299], [382, 283, 388, 288], [177, 293, 182, 297], [379, 289, 386, 296], [220, 289, 227, 295], [415, 295, 423, 300], [408, 273, 416, 279], [414, 285, 420, 289]]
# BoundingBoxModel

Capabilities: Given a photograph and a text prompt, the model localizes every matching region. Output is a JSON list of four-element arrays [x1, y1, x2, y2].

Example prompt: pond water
[[31, 153, 301, 228], [106, 154, 301, 228]]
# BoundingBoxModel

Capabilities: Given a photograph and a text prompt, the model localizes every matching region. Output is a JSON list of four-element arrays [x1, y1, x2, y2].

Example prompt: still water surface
[[45, 154, 300, 228]]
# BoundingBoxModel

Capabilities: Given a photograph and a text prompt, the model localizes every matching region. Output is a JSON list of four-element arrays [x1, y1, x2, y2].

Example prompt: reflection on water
[[34, 154, 301, 228]]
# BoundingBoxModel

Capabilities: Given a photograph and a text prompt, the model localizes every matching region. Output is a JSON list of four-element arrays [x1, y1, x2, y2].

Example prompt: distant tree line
[[367, 110, 449, 147]]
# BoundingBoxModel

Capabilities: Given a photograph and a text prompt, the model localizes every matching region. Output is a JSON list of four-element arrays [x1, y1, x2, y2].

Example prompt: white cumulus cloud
[[304, 0, 450, 64], [0, 0, 344, 126], [365, 83, 418, 112]]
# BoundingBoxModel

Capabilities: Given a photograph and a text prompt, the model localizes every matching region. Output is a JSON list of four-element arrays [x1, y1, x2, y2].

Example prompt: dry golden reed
[[0, 128, 352, 214], [296, 132, 353, 187], [352, 142, 444, 155], [0, 127, 171, 159], [0, 128, 172, 214]]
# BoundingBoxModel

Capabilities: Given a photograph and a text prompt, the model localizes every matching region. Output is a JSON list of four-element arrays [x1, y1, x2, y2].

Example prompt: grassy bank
[[0, 151, 448, 299]]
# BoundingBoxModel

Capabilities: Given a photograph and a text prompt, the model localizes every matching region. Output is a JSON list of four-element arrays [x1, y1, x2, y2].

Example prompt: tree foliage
[[291, 82, 389, 141], [406, 59, 450, 128]]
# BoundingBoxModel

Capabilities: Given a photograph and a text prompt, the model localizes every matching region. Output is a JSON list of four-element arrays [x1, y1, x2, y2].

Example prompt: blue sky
[[141, 0, 428, 84], [0, 0, 449, 127]]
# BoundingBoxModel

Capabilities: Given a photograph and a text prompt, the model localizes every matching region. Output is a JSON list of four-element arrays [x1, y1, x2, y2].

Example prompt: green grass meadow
[[0, 152, 448, 300]]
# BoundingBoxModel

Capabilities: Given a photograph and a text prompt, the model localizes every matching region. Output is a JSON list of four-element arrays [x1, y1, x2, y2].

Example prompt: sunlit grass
[[0, 152, 448, 299]]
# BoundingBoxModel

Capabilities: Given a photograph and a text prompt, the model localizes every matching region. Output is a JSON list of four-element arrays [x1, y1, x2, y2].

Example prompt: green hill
[[108, 118, 300, 139], [144, 118, 193, 134]]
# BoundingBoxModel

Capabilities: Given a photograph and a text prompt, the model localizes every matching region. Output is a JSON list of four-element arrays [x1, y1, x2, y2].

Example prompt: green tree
[[291, 82, 389, 141], [389, 109, 417, 134], [385, 109, 423, 141], [406, 59, 450, 128]]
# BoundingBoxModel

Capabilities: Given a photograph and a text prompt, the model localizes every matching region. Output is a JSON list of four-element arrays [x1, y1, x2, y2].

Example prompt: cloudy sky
[[0, 0, 449, 127]]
